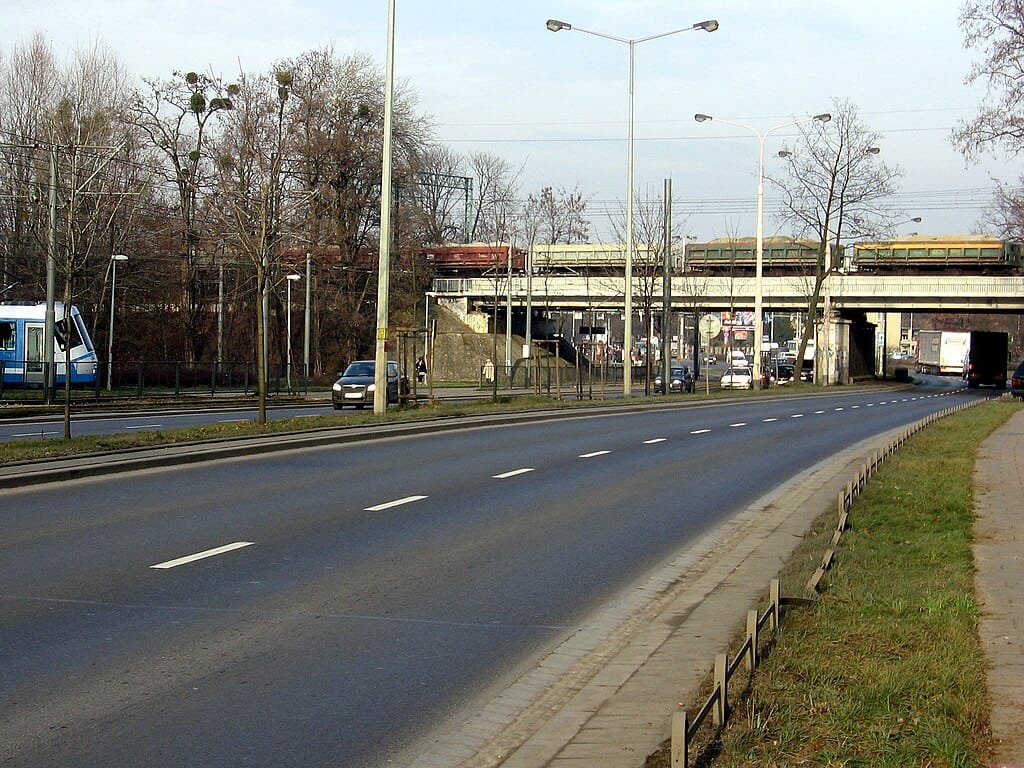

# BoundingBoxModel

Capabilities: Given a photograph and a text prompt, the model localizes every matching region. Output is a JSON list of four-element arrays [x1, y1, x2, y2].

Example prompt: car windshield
[[728, 368, 751, 376], [670, 367, 688, 377], [343, 362, 375, 377]]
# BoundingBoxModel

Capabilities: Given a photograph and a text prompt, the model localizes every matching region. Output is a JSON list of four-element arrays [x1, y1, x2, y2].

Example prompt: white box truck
[[916, 330, 970, 375]]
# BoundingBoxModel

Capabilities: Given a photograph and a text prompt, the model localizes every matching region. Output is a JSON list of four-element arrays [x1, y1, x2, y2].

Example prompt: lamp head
[[287, 274, 302, 281], [865, 146, 881, 155], [546, 19, 570, 32], [910, 216, 922, 223], [777, 150, 792, 158], [111, 254, 128, 262], [694, 19, 719, 32], [814, 113, 832, 123], [694, 113, 712, 123]]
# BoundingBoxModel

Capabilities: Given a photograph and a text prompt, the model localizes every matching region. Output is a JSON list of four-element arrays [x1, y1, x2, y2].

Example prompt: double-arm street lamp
[[694, 112, 831, 388], [547, 17, 718, 396]]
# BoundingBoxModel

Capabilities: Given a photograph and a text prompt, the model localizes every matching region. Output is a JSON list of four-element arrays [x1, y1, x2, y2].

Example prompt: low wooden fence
[[670, 397, 983, 768]]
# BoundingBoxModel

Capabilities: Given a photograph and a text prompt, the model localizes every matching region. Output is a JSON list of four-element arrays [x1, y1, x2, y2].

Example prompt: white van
[[730, 350, 748, 366]]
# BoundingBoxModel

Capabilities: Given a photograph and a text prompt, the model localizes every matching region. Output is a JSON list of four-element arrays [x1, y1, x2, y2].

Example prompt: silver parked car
[[332, 360, 408, 409]]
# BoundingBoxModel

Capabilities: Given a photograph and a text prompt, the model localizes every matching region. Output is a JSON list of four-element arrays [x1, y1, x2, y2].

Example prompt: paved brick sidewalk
[[974, 407, 1024, 767]]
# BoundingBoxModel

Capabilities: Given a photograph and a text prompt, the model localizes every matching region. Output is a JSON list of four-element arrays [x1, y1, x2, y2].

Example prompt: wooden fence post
[[714, 653, 727, 725], [671, 710, 688, 768], [746, 609, 758, 670], [770, 578, 780, 632]]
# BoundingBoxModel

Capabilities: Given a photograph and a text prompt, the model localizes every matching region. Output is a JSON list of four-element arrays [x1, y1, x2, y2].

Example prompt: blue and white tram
[[0, 302, 99, 386]]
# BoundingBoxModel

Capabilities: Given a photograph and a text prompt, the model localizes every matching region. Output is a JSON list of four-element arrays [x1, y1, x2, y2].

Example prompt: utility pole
[[45, 146, 58, 404], [661, 178, 672, 390]]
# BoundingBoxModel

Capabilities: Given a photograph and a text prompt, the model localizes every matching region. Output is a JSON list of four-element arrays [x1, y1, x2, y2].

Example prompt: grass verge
[[646, 398, 1021, 768]]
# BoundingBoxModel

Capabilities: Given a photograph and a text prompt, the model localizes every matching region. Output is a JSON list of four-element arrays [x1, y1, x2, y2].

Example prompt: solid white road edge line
[[150, 541, 255, 570]]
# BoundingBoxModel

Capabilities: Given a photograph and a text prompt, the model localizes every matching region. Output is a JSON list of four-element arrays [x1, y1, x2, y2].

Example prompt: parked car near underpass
[[654, 365, 694, 394], [332, 360, 408, 409]]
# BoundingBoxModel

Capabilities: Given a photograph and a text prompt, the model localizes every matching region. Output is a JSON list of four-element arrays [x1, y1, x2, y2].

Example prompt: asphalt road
[[0, 379, 983, 767]]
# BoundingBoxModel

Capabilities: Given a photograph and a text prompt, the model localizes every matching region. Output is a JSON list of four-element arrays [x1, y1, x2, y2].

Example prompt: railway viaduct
[[428, 272, 1024, 383]]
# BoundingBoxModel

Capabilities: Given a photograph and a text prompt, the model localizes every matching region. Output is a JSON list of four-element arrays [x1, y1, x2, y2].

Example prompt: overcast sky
[[2, 0, 1009, 241]]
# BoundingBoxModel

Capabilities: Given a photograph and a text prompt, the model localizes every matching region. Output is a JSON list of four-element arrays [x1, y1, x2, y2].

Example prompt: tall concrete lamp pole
[[374, 0, 397, 414]]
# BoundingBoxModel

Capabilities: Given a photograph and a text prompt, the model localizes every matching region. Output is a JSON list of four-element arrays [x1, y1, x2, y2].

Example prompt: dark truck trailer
[[963, 331, 1009, 389]]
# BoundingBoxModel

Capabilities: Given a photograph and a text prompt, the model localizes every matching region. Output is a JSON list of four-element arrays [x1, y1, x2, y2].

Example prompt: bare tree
[[984, 181, 1024, 238], [468, 152, 521, 242], [0, 32, 60, 290], [772, 99, 901, 376], [128, 69, 238, 361], [955, 1, 1024, 159], [954, 1, 1024, 233], [619, 188, 669, 393], [530, 185, 590, 245], [277, 47, 433, 369], [48, 41, 138, 433], [472, 154, 521, 398], [209, 68, 297, 424], [407, 144, 469, 245]]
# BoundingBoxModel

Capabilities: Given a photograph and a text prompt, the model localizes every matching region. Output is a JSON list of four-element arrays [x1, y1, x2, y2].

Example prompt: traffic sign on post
[[699, 313, 722, 343]]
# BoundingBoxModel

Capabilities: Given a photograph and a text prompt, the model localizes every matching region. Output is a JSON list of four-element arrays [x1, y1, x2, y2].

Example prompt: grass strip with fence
[[646, 398, 1019, 768]]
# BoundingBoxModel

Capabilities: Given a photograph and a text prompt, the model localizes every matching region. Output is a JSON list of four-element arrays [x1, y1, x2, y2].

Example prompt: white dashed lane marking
[[365, 495, 428, 512], [579, 450, 611, 458], [150, 541, 255, 570], [643, 438, 667, 444], [493, 468, 535, 479]]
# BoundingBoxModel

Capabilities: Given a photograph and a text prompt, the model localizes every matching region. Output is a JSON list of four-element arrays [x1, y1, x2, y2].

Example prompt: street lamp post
[[303, 250, 311, 381], [107, 253, 128, 391], [694, 112, 831, 388], [547, 16, 718, 397], [373, 0, 397, 414], [286, 273, 301, 391]]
